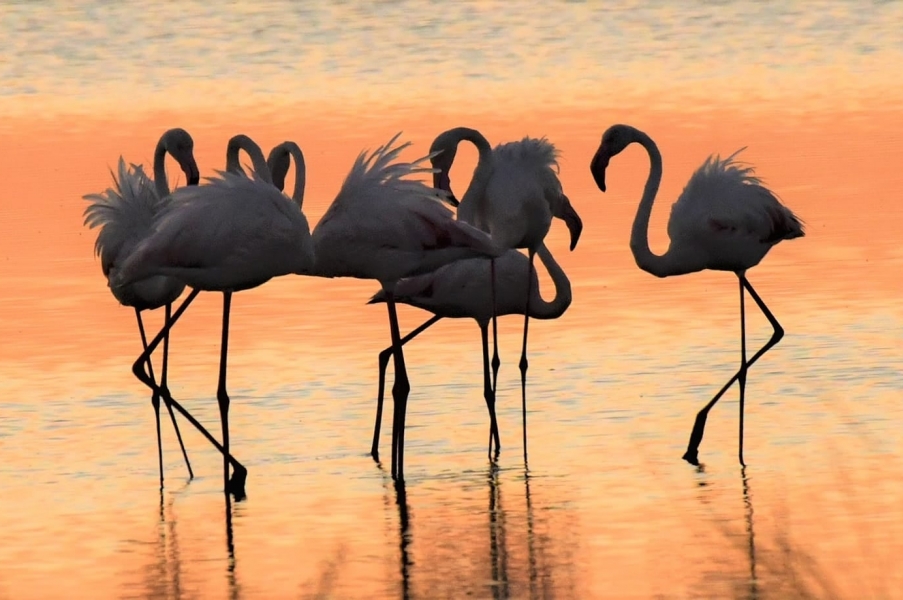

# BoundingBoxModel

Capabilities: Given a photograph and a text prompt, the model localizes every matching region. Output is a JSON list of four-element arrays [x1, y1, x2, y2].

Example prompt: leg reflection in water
[[395, 481, 413, 600], [488, 464, 509, 598], [741, 466, 759, 600]]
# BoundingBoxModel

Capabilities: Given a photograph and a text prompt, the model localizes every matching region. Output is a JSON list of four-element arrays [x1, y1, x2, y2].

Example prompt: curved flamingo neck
[[629, 131, 684, 278], [530, 244, 571, 319], [449, 128, 493, 227], [226, 135, 273, 184], [153, 137, 171, 198], [286, 143, 306, 209]]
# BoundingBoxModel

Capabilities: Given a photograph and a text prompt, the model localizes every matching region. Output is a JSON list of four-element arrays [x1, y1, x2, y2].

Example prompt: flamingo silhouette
[[311, 133, 504, 482], [116, 134, 315, 500], [429, 128, 581, 462], [83, 127, 200, 487], [367, 241, 572, 462], [590, 124, 804, 466]]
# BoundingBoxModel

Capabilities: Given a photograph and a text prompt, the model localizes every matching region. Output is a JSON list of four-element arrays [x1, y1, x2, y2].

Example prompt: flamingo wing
[[83, 158, 161, 276], [668, 150, 804, 244], [116, 172, 309, 288]]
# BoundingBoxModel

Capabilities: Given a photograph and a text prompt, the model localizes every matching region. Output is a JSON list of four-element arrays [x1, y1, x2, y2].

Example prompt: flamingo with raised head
[[116, 134, 315, 500], [429, 128, 582, 462], [590, 123, 804, 466], [367, 240, 572, 462], [311, 133, 504, 482], [83, 127, 200, 488]]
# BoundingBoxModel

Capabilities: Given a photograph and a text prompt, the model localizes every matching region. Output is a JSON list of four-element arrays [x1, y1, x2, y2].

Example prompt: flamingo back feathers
[[83, 157, 162, 276], [313, 134, 503, 281], [114, 169, 314, 291], [669, 150, 804, 245]]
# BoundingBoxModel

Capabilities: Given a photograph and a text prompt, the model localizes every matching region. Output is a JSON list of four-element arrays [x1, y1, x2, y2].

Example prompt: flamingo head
[[554, 194, 583, 251], [430, 152, 458, 205], [590, 124, 634, 193], [267, 144, 292, 193], [429, 132, 462, 204], [163, 127, 200, 186]]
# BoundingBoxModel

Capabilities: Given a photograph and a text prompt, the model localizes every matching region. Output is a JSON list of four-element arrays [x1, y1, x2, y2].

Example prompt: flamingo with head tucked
[[83, 127, 199, 488], [366, 240, 573, 462], [311, 133, 505, 482], [117, 134, 314, 500], [429, 128, 582, 463]]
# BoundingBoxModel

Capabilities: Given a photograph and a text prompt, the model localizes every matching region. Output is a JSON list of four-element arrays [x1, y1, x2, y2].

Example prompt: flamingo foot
[[228, 465, 248, 501], [682, 449, 700, 466]]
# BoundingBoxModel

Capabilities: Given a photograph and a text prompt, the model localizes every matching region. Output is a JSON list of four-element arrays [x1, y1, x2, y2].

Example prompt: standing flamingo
[[83, 127, 200, 488], [129, 134, 290, 495], [589, 124, 804, 466], [116, 135, 315, 500], [311, 133, 504, 482], [367, 240, 573, 462], [429, 128, 582, 462]]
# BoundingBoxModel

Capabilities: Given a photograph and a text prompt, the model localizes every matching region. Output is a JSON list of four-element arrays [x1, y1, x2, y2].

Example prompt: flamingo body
[[115, 170, 315, 293], [312, 136, 503, 284], [84, 159, 186, 310], [369, 245, 570, 323], [665, 152, 804, 275]]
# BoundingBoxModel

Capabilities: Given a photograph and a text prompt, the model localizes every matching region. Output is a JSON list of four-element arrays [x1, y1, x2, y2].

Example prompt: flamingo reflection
[[396, 482, 413, 600], [488, 465, 510, 598], [741, 467, 759, 600]]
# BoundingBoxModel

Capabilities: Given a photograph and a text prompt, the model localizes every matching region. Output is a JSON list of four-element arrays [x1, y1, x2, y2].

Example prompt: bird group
[[83, 124, 804, 502]]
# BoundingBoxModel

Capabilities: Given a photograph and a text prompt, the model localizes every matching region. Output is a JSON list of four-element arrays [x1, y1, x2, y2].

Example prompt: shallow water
[[2, 2, 903, 599]]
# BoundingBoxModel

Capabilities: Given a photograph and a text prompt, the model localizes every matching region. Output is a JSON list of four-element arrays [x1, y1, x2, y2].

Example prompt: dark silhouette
[[131, 288, 248, 500]]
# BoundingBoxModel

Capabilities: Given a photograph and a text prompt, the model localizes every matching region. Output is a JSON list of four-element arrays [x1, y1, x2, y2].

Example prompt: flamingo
[[367, 240, 573, 462], [429, 128, 582, 462], [82, 127, 200, 488], [311, 133, 505, 482], [128, 134, 293, 495], [115, 134, 315, 500], [589, 124, 804, 466]]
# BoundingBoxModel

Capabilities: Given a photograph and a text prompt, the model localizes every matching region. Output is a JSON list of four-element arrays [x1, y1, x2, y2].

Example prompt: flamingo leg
[[133, 289, 248, 495], [135, 308, 165, 489], [384, 286, 411, 482], [217, 291, 233, 499], [160, 302, 194, 479], [681, 275, 785, 465], [490, 258, 501, 395], [372, 315, 442, 462], [519, 250, 535, 465], [738, 279, 748, 467], [481, 322, 501, 460]]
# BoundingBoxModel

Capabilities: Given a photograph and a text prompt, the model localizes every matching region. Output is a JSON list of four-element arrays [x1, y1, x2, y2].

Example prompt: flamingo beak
[[433, 171, 457, 205], [589, 146, 610, 193], [559, 197, 583, 251], [183, 157, 200, 186]]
